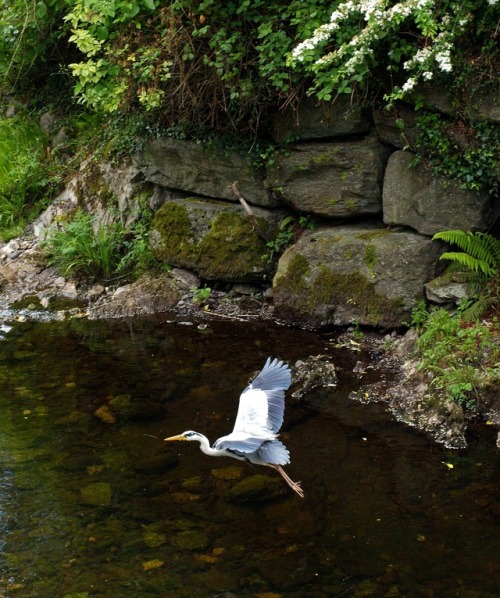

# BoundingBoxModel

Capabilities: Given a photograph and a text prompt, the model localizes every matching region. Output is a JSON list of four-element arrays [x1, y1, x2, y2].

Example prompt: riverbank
[[1, 228, 498, 451]]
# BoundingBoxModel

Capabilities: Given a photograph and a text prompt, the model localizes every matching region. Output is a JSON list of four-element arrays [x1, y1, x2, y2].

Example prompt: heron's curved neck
[[194, 434, 221, 457]]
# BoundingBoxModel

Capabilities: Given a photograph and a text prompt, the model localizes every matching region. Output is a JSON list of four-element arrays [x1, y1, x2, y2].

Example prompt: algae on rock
[[273, 225, 443, 328], [150, 197, 284, 282]]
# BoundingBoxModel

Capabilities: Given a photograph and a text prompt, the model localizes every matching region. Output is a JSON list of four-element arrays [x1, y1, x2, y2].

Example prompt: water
[[0, 314, 498, 597]]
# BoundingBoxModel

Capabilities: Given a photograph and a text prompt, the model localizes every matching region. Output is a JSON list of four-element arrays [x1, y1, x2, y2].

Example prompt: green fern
[[433, 230, 500, 278]]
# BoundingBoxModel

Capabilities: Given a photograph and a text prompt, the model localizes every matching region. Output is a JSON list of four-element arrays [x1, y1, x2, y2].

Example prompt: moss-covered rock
[[150, 197, 284, 282], [273, 224, 443, 328]]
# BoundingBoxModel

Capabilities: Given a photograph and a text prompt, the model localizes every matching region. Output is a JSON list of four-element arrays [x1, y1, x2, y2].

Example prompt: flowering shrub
[[289, 0, 499, 105]]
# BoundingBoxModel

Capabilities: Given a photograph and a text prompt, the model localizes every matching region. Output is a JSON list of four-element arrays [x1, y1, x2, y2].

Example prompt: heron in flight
[[164, 357, 303, 497]]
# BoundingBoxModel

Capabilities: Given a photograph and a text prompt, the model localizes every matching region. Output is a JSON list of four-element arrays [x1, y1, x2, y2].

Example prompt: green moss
[[345, 198, 357, 211], [364, 244, 377, 273], [356, 229, 390, 241], [152, 203, 192, 250], [275, 259, 404, 326], [78, 162, 117, 209], [152, 203, 271, 280], [196, 211, 269, 278], [312, 152, 335, 165]]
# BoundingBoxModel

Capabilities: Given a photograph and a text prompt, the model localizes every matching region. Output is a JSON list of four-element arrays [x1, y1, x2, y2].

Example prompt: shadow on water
[[0, 314, 498, 597]]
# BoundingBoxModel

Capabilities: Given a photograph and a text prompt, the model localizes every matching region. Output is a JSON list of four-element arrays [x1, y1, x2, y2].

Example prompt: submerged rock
[[292, 355, 337, 399], [134, 454, 179, 475], [171, 529, 209, 550], [226, 474, 287, 503], [80, 482, 113, 506]]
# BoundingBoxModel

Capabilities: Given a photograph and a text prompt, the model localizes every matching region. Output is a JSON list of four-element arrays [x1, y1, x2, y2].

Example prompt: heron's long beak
[[164, 434, 187, 442]]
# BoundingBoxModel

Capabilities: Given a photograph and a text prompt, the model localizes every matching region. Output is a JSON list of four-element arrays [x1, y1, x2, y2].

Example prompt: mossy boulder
[[266, 136, 389, 217], [273, 224, 443, 328], [150, 197, 284, 282]]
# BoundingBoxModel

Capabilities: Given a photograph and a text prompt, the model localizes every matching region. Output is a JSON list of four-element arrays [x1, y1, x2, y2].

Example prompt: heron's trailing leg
[[272, 464, 304, 498]]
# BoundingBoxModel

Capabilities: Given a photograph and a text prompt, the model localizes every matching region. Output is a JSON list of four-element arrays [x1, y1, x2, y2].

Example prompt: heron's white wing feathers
[[233, 358, 291, 435], [213, 430, 269, 453], [213, 358, 291, 455]]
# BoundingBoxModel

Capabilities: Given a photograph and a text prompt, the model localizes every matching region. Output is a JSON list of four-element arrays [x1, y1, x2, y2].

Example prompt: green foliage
[[116, 208, 158, 277], [289, 1, 498, 108], [264, 215, 316, 263], [0, 116, 51, 240], [192, 286, 211, 306], [433, 230, 500, 279], [0, 0, 69, 88], [60, 0, 332, 136], [432, 230, 500, 321], [44, 207, 160, 280], [44, 209, 123, 279], [414, 113, 500, 193], [412, 303, 499, 408]]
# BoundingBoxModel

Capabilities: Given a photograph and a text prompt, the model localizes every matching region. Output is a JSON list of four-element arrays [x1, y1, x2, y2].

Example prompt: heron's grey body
[[165, 357, 303, 497]]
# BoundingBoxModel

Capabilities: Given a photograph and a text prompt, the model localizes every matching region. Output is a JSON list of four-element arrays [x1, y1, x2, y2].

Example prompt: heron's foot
[[273, 464, 304, 498], [291, 480, 304, 498]]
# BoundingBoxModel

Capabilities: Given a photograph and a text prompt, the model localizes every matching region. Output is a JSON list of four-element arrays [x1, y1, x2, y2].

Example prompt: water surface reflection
[[0, 315, 498, 597]]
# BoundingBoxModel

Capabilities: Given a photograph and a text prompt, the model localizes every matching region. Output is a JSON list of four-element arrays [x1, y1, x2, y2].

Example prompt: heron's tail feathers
[[257, 439, 290, 465]]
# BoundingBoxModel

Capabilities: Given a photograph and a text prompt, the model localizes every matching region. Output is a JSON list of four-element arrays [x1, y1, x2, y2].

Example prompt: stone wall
[[130, 91, 497, 328], [33, 89, 499, 329]]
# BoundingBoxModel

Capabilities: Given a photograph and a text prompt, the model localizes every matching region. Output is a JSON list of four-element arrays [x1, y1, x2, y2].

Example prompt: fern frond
[[479, 232, 500, 266], [439, 252, 495, 276], [434, 230, 500, 278], [461, 295, 492, 322], [433, 230, 472, 250]]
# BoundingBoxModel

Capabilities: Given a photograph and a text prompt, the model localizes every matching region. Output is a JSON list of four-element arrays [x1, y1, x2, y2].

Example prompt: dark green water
[[0, 314, 498, 597]]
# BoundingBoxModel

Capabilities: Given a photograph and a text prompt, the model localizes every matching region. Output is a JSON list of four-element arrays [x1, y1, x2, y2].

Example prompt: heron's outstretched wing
[[232, 357, 291, 436]]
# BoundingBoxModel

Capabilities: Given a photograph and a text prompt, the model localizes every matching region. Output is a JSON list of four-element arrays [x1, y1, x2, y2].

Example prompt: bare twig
[[230, 181, 271, 243]]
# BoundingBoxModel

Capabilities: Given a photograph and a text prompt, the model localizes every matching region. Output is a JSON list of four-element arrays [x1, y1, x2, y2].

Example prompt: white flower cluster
[[290, 0, 475, 102]]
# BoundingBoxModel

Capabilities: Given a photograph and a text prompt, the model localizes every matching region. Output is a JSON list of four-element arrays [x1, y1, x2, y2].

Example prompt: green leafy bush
[[0, 116, 50, 240], [0, 0, 69, 88], [116, 208, 158, 277], [44, 207, 160, 280], [61, 0, 332, 135], [289, 0, 498, 107], [412, 303, 499, 408], [44, 209, 123, 279], [414, 114, 500, 193]]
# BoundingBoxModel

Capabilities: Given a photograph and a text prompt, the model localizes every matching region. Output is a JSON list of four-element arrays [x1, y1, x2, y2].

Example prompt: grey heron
[[164, 357, 304, 498]]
